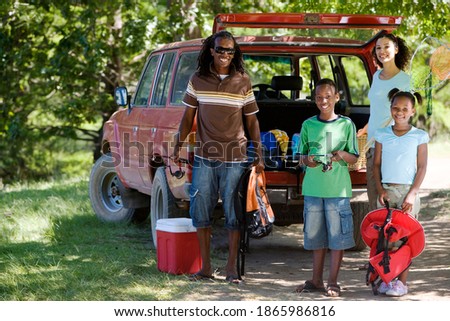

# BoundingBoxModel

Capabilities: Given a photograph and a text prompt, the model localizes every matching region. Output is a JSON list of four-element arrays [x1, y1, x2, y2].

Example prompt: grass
[[0, 178, 213, 301], [1, 140, 449, 301]]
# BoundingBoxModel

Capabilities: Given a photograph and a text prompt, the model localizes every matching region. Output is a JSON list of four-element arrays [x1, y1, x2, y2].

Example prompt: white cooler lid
[[156, 218, 197, 233]]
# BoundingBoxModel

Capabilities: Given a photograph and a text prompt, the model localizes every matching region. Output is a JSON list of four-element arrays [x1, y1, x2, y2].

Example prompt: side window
[[244, 55, 292, 85], [171, 52, 199, 105], [150, 52, 175, 107], [133, 55, 159, 106], [244, 55, 292, 99], [299, 57, 313, 99], [341, 56, 370, 106], [316, 55, 334, 80]]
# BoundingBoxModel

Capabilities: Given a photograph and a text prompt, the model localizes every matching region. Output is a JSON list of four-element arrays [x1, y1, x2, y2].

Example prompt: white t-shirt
[[367, 70, 410, 147], [374, 126, 429, 184]]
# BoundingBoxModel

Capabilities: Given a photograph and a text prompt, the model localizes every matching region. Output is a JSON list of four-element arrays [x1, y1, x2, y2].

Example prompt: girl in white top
[[358, 34, 412, 211], [373, 88, 429, 297]]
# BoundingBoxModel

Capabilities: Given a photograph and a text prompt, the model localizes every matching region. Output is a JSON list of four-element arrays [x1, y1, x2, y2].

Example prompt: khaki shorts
[[376, 183, 421, 219]]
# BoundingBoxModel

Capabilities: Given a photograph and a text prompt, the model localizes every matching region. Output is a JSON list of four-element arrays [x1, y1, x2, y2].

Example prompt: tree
[[0, 0, 206, 182], [0, 0, 448, 183]]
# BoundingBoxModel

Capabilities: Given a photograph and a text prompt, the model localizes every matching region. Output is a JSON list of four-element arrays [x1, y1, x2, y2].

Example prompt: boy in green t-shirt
[[295, 78, 359, 297]]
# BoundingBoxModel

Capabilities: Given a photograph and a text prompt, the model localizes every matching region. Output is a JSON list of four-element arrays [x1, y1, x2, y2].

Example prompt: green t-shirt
[[299, 115, 359, 198]]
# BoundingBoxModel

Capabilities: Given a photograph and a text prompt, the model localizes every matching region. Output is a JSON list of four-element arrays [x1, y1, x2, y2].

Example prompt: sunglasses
[[214, 46, 236, 55]]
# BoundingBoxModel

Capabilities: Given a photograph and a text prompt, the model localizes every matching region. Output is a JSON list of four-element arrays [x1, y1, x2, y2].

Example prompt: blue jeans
[[303, 196, 355, 250], [189, 156, 245, 230]]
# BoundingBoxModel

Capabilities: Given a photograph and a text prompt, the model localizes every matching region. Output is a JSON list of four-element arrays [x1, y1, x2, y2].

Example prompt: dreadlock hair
[[197, 30, 245, 76], [388, 88, 423, 107], [372, 34, 411, 70]]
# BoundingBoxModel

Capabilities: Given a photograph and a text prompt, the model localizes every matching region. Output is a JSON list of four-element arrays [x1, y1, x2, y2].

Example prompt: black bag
[[234, 167, 275, 279]]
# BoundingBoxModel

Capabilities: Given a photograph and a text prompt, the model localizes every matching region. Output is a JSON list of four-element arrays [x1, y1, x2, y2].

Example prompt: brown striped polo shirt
[[182, 66, 259, 162]]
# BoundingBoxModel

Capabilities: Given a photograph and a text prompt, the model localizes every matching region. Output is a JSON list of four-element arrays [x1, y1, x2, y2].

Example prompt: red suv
[[89, 13, 403, 249]]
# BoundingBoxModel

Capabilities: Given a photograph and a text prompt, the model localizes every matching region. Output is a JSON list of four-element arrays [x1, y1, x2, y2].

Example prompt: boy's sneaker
[[386, 280, 408, 297], [378, 281, 392, 294]]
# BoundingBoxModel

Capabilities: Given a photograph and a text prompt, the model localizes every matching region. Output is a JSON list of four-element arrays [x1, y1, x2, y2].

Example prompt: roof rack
[[213, 13, 402, 33]]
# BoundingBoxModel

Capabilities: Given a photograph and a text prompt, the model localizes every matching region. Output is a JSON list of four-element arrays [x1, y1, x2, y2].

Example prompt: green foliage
[[1, 1, 152, 183], [0, 178, 205, 300], [0, 0, 449, 183]]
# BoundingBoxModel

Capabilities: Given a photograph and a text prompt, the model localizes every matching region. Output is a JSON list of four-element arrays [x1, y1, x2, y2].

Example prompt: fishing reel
[[168, 163, 185, 179], [311, 153, 333, 172], [166, 156, 190, 179], [316, 160, 333, 172]]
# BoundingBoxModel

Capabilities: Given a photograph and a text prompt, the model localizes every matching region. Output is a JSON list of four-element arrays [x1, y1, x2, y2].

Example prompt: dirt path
[[183, 196, 449, 301], [182, 156, 450, 301]]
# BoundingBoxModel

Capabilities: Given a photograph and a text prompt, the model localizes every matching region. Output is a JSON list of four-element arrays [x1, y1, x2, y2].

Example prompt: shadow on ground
[[183, 189, 450, 301]]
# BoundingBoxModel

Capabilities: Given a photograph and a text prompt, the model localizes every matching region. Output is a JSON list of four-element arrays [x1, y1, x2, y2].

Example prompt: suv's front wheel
[[89, 154, 148, 223], [150, 167, 187, 248]]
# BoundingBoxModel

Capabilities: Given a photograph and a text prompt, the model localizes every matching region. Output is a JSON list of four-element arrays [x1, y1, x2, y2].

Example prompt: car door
[[137, 51, 176, 191], [138, 50, 199, 197], [112, 55, 160, 190]]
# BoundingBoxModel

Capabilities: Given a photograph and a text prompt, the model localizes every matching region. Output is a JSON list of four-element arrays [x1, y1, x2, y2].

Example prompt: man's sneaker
[[386, 280, 408, 297], [378, 281, 392, 294]]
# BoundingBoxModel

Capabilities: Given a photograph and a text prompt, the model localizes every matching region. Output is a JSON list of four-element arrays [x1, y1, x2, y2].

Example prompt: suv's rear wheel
[[89, 154, 148, 223], [351, 201, 369, 251], [150, 167, 186, 248]]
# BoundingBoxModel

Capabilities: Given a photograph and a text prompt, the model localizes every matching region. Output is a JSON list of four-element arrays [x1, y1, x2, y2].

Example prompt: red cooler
[[156, 218, 202, 275]]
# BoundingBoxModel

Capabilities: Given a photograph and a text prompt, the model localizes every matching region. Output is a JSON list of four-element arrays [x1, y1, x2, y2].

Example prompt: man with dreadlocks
[[173, 31, 264, 284]]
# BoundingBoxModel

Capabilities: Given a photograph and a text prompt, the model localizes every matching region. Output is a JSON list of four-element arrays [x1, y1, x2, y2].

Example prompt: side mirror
[[114, 87, 129, 107]]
